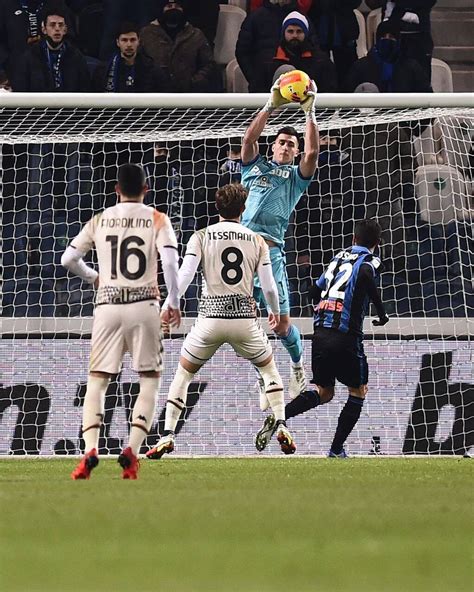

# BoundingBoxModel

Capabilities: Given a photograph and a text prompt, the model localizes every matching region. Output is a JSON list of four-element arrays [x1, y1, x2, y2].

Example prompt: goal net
[[1, 93, 473, 456]]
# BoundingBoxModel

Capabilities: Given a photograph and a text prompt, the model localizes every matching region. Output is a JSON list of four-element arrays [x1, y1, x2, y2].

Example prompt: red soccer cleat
[[71, 448, 99, 480], [118, 447, 140, 480]]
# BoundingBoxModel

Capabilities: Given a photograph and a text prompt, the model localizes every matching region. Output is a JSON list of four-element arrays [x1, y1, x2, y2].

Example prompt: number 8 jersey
[[71, 202, 177, 304], [184, 220, 271, 319]]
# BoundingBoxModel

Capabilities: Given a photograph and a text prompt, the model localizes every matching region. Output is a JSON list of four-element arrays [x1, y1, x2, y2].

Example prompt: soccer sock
[[285, 389, 321, 420], [82, 375, 110, 453], [128, 376, 161, 456], [279, 324, 303, 364], [258, 359, 285, 421], [164, 365, 195, 433], [330, 395, 364, 454]]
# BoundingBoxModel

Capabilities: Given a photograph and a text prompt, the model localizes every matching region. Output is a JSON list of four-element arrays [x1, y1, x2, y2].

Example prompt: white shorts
[[181, 316, 272, 366], [89, 300, 163, 374]]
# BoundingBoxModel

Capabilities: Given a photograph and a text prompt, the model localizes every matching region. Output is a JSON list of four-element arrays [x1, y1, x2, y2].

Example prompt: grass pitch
[[0, 458, 472, 592]]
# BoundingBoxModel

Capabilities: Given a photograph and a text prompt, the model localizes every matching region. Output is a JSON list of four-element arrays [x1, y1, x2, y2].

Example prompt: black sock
[[330, 395, 363, 454], [163, 430, 175, 437], [285, 389, 321, 420]]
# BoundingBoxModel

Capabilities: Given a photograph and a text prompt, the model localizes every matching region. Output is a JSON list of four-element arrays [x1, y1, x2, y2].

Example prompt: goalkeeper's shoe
[[118, 447, 140, 479], [71, 448, 99, 480], [146, 434, 175, 460], [256, 375, 270, 411], [327, 448, 349, 459], [276, 422, 296, 455], [255, 413, 276, 452], [289, 362, 306, 399]]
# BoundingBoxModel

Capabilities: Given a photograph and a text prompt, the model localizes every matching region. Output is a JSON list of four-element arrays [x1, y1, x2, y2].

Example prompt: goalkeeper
[[255, 219, 390, 457], [240, 75, 319, 403]]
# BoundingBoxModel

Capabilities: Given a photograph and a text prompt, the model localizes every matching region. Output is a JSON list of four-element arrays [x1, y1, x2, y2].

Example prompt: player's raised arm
[[61, 215, 99, 287], [242, 76, 290, 165], [299, 80, 319, 179], [359, 262, 389, 326]]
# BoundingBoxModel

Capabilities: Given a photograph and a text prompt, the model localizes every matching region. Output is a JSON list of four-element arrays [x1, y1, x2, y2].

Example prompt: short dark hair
[[215, 183, 247, 219], [354, 219, 382, 249], [117, 164, 146, 198], [275, 126, 300, 143], [42, 3, 68, 25], [116, 21, 140, 39]]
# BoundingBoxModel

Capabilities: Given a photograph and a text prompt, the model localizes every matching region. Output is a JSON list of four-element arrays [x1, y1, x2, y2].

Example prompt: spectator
[[12, 3, 90, 91], [250, 0, 312, 13], [366, 0, 436, 83], [0, 0, 76, 85], [184, 0, 220, 48], [345, 20, 432, 92], [140, 0, 218, 92], [307, 0, 361, 91], [92, 22, 169, 92], [264, 10, 337, 92], [236, 0, 301, 93], [99, 0, 154, 60], [219, 144, 242, 185]]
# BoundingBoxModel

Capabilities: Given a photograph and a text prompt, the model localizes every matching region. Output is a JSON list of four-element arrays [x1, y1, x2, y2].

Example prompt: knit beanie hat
[[281, 11, 309, 37]]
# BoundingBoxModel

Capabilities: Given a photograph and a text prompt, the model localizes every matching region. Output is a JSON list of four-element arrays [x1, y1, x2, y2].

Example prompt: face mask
[[161, 8, 186, 31], [376, 38, 399, 62]]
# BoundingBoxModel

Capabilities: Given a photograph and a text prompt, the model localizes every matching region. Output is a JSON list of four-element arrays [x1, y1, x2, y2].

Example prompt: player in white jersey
[[146, 183, 296, 459], [62, 164, 180, 480]]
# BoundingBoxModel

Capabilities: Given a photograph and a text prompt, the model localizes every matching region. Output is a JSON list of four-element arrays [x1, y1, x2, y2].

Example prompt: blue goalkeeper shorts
[[254, 246, 290, 316]]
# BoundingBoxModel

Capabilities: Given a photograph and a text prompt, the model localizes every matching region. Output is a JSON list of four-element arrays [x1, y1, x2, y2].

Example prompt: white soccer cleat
[[276, 423, 296, 455], [256, 375, 271, 411], [146, 433, 175, 460], [289, 362, 306, 399]]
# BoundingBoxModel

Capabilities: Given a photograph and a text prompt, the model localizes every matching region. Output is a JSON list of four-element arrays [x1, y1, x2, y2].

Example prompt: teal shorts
[[254, 246, 290, 316]]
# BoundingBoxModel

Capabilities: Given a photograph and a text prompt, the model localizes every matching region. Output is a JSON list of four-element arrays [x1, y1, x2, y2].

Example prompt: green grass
[[0, 458, 472, 592]]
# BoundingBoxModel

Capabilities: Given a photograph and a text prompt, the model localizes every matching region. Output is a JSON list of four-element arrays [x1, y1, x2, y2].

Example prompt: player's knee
[[349, 385, 367, 399], [258, 359, 284, 392], [318, 386, 335, 404], [169, 364, 195, 403]]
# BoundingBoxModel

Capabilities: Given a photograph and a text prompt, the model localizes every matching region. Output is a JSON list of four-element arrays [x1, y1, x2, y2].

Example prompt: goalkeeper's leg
[[146, 361, 197, 460]]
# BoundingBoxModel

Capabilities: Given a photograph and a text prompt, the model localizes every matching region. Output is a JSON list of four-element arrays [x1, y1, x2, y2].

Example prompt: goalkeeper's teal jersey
[[240, 155, 312, 247]]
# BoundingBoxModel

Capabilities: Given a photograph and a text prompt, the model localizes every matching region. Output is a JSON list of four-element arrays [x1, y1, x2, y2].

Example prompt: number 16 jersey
[[71, 201, 177, 304]]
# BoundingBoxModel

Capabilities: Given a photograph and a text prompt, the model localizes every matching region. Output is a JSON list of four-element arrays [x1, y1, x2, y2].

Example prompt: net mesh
[[1, 102, 473, 456]]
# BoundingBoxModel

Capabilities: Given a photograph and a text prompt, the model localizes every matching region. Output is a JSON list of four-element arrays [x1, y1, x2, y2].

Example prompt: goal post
[[1, 93, 473, 457]]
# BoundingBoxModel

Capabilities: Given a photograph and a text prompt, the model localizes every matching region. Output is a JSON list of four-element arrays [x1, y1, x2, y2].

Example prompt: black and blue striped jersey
[[312, 246, 386, 337]]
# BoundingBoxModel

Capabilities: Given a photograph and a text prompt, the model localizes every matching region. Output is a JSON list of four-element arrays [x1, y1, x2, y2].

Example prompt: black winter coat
[[92, 52, 170, 92], [365, 0, 436, 34], [0, 0, 76, 78], [345, 52, 432, 92], [235, 0, 300, 92], [12, 42, 91, 92], [308, 0, 361, 48], [260, 44, 338, 93]]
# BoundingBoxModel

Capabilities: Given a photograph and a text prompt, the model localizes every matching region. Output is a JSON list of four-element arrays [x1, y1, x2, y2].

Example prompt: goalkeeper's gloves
[[300, 79, 317, 121], [262, 75, 290, 113], [372, 315, 389, 327]]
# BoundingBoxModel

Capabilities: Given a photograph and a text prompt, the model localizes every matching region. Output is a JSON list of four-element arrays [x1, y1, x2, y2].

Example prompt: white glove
[[262, 75, 291, 113], [402, 11, 420, 24], [300, 79, 317, 121]]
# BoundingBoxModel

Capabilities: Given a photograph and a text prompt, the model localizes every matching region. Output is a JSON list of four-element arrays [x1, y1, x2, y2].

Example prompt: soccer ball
[[279, 70, 311, 103]]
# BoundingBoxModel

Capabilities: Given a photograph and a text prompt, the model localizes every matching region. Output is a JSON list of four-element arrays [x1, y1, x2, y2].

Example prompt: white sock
[[165, 365, 194, 433], [82, 375, 110, 453], [128, 376, 160, 455], [257, 359, 285, 421]]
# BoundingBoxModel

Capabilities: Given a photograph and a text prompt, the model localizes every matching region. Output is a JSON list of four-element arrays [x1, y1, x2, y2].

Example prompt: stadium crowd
[[0, 0, 436, 93], [2, 0, 472, 320]]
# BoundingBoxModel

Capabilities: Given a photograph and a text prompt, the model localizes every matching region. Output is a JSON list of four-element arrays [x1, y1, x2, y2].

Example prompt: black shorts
[[311, 327, 368, 389]]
